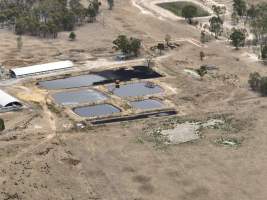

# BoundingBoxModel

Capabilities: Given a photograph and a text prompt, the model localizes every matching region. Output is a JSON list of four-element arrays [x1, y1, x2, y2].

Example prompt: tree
[[209, 16, 223, 39], [248, 72, 261, 91], [200, 51, 205, 61], [230, 29, 246, 49], [182, 5, 197, 24], [247, 5, 257, 21], [62, 11, 76, 31], [107, 0, 114, 10], [247, 3, 267, 45], [157, 43, 165, 55], [129, 37, 141, 57], [231, 10, 239, 25], [0, 118, 4, 132], [69, 32, 76, 41], [261, 45, 267, 60], [113, 35, 130, 55], [0, 0, 101, 38], [233, 0, 247, 17], [87, 3, 97, 22], [145, 55, 154, 68], [247, 72, 267, 96], [113, 35, 142, 57], [16, 36, 23, 51], [260, 77, 267, 96]]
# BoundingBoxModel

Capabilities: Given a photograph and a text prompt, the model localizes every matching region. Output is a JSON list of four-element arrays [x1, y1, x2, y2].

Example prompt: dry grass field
[[0, 0, 267, 199]]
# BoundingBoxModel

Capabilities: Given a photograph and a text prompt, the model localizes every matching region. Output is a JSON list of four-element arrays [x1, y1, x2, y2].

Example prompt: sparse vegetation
[[196, 65, 207, 78], [248, 72, 267, 96], [215, 137, 242, 147], [0, 118, 5, 131]]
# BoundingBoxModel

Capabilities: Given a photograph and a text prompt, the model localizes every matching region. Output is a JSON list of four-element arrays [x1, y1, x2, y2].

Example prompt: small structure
[[0, 89, 22, 112], [10, 60, 74, 78]]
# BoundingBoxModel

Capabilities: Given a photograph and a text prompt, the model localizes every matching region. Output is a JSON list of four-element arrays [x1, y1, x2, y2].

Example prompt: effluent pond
[[131, 99, 165, 110], [108, 82, 163, 97], [52, 89, 107, 105], [39, 74, 107, 90], [73, 104, 121, 118], [38, 66, 162, 90]]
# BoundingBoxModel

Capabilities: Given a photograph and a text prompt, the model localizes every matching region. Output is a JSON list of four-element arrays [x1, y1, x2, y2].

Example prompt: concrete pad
[[162, 122, 200, 144]]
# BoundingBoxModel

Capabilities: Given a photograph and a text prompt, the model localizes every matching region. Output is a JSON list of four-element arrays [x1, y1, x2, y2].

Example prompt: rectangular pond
[[130, 99, 165, 110], [52, 89, 107, 105], [39, 74, 107, 90], [108, 82, 163, 97], [73, 104, 121, 118]]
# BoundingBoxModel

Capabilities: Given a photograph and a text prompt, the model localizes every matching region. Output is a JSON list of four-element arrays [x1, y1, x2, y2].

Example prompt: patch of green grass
[[157, 1, 210, 17]]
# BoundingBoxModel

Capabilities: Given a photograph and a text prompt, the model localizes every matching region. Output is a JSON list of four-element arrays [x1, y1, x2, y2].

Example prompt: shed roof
[[0, 89, 22, 107], [10, 60, 74, 77]]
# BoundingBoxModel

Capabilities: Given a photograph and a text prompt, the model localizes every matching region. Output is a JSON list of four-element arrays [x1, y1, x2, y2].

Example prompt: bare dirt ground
[[1, 0, 267, 199]]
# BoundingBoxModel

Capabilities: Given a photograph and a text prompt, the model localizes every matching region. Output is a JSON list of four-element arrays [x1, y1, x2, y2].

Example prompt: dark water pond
[[52, 89, 107, 105], [38, 66, 162, 90], [131, 99, 165, 110], [73, 104, 121, 117], [39, 74, 107, 90], [108, 82, 163, 97]]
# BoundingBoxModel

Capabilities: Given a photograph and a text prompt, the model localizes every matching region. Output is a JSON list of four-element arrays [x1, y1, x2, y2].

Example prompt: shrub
[[260, 77, 267, 96], [69, 32, 76, 41], [248, 72, 261, 91], [261, 45, 267, 60], [248, 72, 267, 96], [0, 118, 5, 131]]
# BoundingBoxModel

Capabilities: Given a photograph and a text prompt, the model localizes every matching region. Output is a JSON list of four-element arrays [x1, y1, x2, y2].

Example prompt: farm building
[[0, 89, 22, 112], [10, 60, 74, 78]]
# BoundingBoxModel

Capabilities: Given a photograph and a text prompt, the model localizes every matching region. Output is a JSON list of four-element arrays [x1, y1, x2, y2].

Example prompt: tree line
[[0, 0, 104, 38]]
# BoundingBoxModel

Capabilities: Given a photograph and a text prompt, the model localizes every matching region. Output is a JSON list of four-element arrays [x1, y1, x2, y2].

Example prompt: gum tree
[[209, 16, 223, 39], [230, 29, 246, 49]]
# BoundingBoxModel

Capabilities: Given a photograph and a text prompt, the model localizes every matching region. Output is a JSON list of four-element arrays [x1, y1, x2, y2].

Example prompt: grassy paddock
[[157, 1, 210, 17]]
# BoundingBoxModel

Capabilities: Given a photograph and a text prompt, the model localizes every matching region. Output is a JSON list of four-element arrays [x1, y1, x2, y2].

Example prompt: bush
[[261, 45, 267, 60], [248, 72, 267, 96], [248, 72, 261, 91], [0, 118, 5, 131], [69, 32, 76, 41], [260, 77, 267, 96]]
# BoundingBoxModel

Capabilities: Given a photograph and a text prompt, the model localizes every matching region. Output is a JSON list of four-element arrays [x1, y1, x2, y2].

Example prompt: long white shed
[[10, 60, 74, 78]]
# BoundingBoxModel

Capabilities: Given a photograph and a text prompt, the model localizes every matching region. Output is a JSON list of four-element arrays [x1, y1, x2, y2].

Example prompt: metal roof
[[0, 89, 22, 107], [10, 60, 74, 77]]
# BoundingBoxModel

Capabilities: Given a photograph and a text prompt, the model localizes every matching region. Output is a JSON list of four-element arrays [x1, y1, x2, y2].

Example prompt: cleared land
[[0, 0, 267, 200], [157, 1, 210, 17]]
